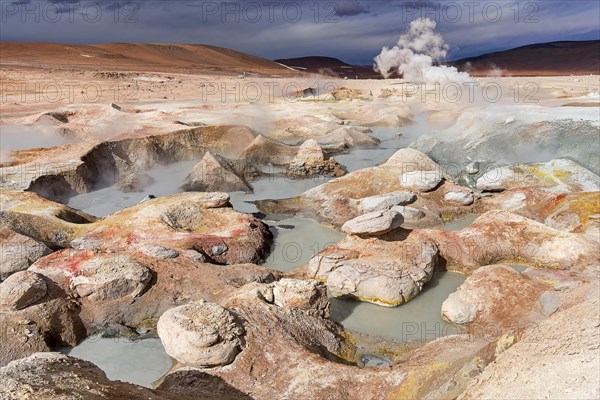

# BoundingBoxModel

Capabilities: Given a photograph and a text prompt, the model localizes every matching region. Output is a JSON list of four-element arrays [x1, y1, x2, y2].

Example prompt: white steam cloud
[[0, 123, 72, 164], [374, 18, 472, 84]]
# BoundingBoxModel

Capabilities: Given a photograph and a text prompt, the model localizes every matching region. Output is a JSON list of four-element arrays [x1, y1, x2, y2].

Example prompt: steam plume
[[374, 18, 472, 83]]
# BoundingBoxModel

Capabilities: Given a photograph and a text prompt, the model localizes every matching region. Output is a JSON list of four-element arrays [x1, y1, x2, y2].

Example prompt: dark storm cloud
[[0, 0, 598, 65], [334, 0, 370, 17]]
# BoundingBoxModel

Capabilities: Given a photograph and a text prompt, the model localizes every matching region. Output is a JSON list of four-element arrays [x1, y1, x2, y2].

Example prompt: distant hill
[[0, 42, 298, 76], [274, 56, 383, 79], [449, 40, 600, 76], [278, 41, 600, 79], [3, 40, 597, 78]]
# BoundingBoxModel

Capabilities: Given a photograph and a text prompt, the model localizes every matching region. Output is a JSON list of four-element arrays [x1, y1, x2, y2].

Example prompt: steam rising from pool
[[1, 123, 73, 164]]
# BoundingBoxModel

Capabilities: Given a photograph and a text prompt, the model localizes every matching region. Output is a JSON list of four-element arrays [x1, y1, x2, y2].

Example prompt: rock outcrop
[[458, 299, 600, 400], [0, 227, 52, 280], [476, 158, 600, 193], [30, 252, 151, 302], [25, 249, 279, 344], [1, 191, 97, 249], [139, 245, 180, 259], [400, 170, 443, 192], [117, 172, 154, 193], [441, 265, 551, 330], [156, 278, 495, 400], [0, 189, 280, 368], [157, 301, 245, 368], [271, 278, 330, 318], [391, 206, 426, 223], [313, 126, 379, 150], [2, 191, 271, 267], [308, 236, 439, 306], [418, 210, 600, 274], [0, 353, 180, 400], [181, 151, 255, 193], [0, 271, 47, 312], [3, 125, 260, 200], [444, 189, 475, 206], [2, 70, 599, 400], [477, 188, 600, 237], [70, 192, 272, 265], [0, 249, 280, 368], [341, 210, 403, 236], [286, 139, 345, 178], [359, 191, 416, 213], [257, 148, 459, 229], [239, 135, 297, 165], [0, 284, 85, 367]]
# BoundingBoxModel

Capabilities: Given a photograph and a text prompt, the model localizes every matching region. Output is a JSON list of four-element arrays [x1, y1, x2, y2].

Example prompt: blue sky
[[1, 0, 599, 64]]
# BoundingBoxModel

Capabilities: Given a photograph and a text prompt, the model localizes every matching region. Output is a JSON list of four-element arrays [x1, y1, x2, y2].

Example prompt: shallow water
[[230, 177, 345, 272], [68, 160, 197, 217], [336, 122, 468, 343], [333, 127, 411, 173], [59, 336, 173, 388], [335, 146, 399, 173], [66, 126, 414, 216], [263, 217, 346, 272], [68, 161, 343, 272], [64, 120, 472, 345], [330, 270, 466, 342], [229, 175, 331, 213], [442, 214, 480, 231], [503, 264, 529, 273]]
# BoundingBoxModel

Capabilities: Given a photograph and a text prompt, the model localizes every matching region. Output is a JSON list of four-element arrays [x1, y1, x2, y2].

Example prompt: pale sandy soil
[[1, 65, 597, 125], [1, 64, 598, 183]]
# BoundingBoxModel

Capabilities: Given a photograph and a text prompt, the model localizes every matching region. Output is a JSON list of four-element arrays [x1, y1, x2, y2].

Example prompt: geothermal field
[[1, 3, 599, 400]]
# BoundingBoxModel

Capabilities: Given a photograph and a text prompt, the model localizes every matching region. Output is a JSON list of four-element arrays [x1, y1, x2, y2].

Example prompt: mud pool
[[59, 336, 173, 388], [330, 271, 467, 342], [334, 127, 409, 172], [442, 214, 480, 231], [65, 126, 412, 217], [67, 160, 198, 217], [263, 217, 346, 271], [64, 122, 475, 347]]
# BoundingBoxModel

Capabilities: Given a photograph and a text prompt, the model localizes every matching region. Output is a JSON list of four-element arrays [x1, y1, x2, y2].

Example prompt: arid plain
[[1, 41, 599, 400]]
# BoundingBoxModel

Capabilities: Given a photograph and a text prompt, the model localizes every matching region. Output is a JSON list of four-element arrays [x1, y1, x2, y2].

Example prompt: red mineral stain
[[60, 250, 93, 275], [542, 193, 568, 213]]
